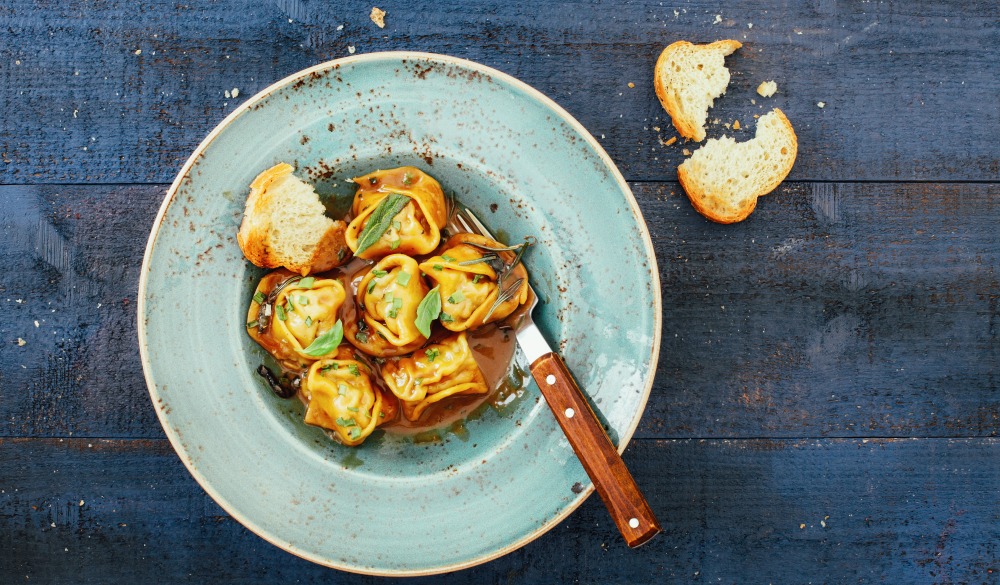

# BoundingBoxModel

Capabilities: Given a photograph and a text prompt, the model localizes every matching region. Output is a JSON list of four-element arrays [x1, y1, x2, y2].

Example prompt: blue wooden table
[[3, 1, 999, 582]]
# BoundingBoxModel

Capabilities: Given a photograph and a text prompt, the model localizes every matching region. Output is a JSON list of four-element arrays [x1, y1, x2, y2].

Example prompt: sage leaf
[[355, 193, 411, 254]]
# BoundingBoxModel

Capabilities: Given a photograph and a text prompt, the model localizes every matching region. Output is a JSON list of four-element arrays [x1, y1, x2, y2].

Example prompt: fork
[[453, 207, 661, 548]]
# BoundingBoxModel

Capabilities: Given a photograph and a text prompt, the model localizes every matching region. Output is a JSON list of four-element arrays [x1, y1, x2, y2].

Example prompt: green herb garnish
[[301, 319, 344, 356], [305, 316, 313, 327], [246, 320, 259, 329], [392, 220, 401, 231], [447, 291, 465, 304], [442, 254, 456, 262], [415, 286, 441, 337], [440, 312, 454, 323], [393, 297, 403, 310], [355, 193, 411, 253], [390, 239, 402, 250], [336, 416, 357, 427], [347, 406, 359, 413], [348, 428, 362, 439], [298, 295, 309, 306], [356, 330, 369, 343], [338, 383, 348, 396], [367, 280, 377, 294], [253, 292, 265, 304], [395, 271, 411, 286], [433, 264, 443, 271], [473, 274, 484, 284], [348, 364, 360, 376], [276, 305, 287, 321], [298, 277, 315, 289], [372, 269, 388, 278], [402, 172, 413, 185], [425, 348, 440, 362]]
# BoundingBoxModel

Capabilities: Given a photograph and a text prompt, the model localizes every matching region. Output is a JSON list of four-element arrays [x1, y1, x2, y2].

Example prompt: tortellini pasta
[[301, 347, 396, 446], [247, 271, 347, 367], [355, 254, 429, 348], [381, 332, 489, 421], [419, 234, 530, 332], [344, 167, 448, 260]]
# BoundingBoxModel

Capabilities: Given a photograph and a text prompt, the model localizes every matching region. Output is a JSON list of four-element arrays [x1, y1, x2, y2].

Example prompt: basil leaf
[[355, 193, 411, 254], [301, 319, 343, 356], [415, 286, 441, 338]]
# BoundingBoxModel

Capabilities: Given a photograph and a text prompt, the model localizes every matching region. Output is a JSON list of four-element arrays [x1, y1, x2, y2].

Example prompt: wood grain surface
[[2, 0, 999, 582]]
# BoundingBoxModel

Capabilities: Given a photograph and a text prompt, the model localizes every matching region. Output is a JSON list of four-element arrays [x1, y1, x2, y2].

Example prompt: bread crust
[[654, 39, 742, 142], [236, 163, 349, 275], [678, 108, 797, 224]]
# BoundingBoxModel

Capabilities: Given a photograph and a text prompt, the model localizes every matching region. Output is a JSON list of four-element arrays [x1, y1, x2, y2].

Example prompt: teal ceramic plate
[[138, 52, 660, 575]]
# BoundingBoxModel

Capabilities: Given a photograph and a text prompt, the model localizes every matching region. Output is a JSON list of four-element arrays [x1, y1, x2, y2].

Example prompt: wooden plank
[[1, 0, 997, 184], [3, 182, 1000, 439], [2, 437, 998, 583]]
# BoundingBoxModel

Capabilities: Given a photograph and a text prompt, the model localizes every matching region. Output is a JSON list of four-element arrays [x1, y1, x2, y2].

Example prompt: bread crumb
[[821, 520, 827, 528], [732, 120, 740, 130], [16, 338, 25, 346], [34, 320, 39, 328], [79, 500, 84, 507], [753, 114, 760, 118], [336, 24, 344, 31], [757, 80, 777, 97], [627, 82, 635, 88], [665, 136, 678, 146], [370, 7, 386, 28], [817, 101, 826, 108], [748, 23, 753, 29], [723, 122, 731, 129], [224, 90, 231, 99], [751, 98, 756, 105], [800, 523, 806, 529], [713, 14, 722, 24], [231, 88, 239, 98], [134, 49, 141, 56], [348, 45, 356, 54], [653, 126, 661, 132], [682, 148, 692, 156]]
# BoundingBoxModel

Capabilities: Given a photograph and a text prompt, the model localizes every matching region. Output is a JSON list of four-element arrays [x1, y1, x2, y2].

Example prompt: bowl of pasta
[[138, 52, 660, 575]]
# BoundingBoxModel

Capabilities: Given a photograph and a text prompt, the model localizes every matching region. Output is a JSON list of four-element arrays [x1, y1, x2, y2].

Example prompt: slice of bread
[[237, 163, 349, 275], [677, 109, 797, 224], [654, 40, 742, 142]]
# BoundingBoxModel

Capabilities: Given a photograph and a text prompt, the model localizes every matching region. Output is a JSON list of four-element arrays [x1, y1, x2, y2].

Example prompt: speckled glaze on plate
[[137, 52, 660, 575]]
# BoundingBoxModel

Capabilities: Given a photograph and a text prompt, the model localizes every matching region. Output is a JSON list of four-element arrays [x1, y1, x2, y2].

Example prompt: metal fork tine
[[462, 208, 496, 239], [454, 212, 475, 234]]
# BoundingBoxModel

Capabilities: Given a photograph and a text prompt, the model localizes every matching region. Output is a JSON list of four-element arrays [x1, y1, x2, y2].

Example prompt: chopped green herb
[[246, 320, 259, 329], [402, 172, 413, 185], [414, 379, 422, 386], [337, 248, 348, 261], [442, 254, 456, 262], [356, 330, 369, 343], [372, 269, 388, 278], [348, 428, 362, 439], [391, 220, 401, 231], [337, 383, 348, 396], [336, 416, 357, 427], [472, 274, 484, 284], [321, 363, 337, 372], [425, 348, 440, 362], [388, 307, 399, 318], [433, 264, 443, 271], [367, 279, 377, 294], [298, 277, 315, 289], [276, 305, 287, 321], [355, 193, 411, 253], [390, 239, 402, 250], [347, 406, 359, 413], [440, 312, 454, 323], [301, 320, 344, 356], [298, 295, 309, 306], [393, 297, 403, 310], [285, 298, 294, 312], [252, 291, 266, 304], [383, 292, 394, 304], [415, 286, 441, 338], [447, 291, 465, 304], [348, 364, 360, 376], [305, 316, 313, 327], [395, 271, 411, 286]]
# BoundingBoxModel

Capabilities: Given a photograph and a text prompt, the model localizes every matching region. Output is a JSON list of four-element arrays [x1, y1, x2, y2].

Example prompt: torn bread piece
[[677, 109, 797, 224], [654, 40, 742, 142], [237, 163, 350, 275]]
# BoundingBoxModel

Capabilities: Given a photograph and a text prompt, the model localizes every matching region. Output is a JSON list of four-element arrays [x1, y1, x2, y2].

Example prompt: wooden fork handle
[[530, 352, 661, 548]]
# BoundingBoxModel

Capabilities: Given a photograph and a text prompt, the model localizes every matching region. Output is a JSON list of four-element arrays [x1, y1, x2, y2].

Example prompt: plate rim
[[136, 50, 662, 576]]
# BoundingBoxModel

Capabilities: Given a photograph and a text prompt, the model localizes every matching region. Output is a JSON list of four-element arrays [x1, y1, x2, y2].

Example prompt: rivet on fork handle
[[530, 352, 662, 548]]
